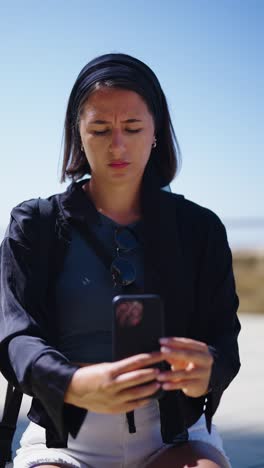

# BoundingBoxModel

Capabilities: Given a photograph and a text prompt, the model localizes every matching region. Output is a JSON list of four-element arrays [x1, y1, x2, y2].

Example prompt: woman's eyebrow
[[90, 118, 143, 124]]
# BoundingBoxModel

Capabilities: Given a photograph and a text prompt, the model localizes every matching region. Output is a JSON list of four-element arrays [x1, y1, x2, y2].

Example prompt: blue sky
[[0, 0, 263, 248]]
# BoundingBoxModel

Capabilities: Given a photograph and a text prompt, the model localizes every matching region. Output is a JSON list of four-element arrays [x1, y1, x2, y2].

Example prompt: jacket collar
[[58, 178, 101, 226]]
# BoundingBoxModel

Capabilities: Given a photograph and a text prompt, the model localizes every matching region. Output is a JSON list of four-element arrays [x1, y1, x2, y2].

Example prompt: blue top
[[55, 213, 144, 363]]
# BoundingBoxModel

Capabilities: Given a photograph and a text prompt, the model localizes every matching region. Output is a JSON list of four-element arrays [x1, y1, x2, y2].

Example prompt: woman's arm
[[156, 213, 241, 431], [198, 216, 241, 394], [0, 200, 80, 439]]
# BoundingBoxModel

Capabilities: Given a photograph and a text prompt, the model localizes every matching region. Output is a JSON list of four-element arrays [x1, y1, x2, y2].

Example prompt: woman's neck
[[83, 178, 142, 225]]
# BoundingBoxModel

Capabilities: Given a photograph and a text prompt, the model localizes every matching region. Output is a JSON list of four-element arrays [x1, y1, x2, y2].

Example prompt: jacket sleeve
[[0, 199, 83, 440], [196, 214, 241, 429]]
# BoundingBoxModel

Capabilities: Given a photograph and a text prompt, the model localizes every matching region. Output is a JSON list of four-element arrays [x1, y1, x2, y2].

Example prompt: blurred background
[[0, 1, 263, 466]]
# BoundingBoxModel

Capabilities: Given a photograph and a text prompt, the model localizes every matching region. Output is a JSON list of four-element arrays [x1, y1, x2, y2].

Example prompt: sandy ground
[[1, 313, 263, 468]]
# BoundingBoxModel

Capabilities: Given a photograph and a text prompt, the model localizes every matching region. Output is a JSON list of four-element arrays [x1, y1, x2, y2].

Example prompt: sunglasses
[[111, 227, 138, 287]]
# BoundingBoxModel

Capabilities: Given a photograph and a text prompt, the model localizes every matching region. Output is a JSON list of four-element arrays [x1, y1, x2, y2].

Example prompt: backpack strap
[[0, 198, 55, 467], [0, 386, 23, 467]]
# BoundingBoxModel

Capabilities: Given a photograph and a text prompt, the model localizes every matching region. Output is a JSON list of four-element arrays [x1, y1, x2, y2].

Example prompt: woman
[[0, 53, 240, 467]]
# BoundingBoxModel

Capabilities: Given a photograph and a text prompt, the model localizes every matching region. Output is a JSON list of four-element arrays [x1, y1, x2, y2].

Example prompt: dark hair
[[61, 53, 181, 187]]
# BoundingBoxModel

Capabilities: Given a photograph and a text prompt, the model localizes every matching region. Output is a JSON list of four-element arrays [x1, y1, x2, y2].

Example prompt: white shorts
[[14, 400, 230, 468]]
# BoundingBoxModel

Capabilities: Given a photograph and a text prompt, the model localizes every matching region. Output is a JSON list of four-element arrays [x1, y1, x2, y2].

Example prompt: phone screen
[[112, 294, 165, 361]]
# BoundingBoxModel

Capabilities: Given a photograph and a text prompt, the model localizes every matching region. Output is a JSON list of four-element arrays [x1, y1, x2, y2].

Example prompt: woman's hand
[[64, 352, 163, 413], [157, 338, 213, 398]]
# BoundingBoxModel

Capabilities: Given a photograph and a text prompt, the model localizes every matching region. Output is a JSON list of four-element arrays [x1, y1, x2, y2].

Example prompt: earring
[[81, 145, 84, 152], [152, 137, 157, 149]]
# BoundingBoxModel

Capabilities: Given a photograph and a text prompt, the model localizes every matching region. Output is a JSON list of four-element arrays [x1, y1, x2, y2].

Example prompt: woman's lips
[[108, 161, 130, 168]]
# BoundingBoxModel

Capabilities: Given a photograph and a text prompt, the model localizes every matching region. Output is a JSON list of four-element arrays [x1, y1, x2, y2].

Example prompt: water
[[227, 227, 264, 251]]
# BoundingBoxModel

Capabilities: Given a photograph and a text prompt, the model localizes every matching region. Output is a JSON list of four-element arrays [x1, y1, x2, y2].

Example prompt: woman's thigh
[[33, 465, 76, 468], [145, 440, 230, 468], [13, 442, 87, 468]]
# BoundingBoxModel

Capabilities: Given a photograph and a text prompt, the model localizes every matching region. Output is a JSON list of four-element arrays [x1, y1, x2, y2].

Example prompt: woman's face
[[79, 87, 155, 186]]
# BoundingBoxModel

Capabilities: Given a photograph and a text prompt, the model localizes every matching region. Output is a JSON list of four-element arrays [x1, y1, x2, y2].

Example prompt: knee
[[145, 440, 230, 468]]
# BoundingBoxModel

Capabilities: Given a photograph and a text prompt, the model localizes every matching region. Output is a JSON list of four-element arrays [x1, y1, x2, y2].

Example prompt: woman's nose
[[109, 129, 126, 156]]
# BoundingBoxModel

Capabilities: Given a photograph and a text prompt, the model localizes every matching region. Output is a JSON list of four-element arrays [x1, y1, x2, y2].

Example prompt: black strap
[[73, 220, 141, 295], [0, 385, 23, 466], [126, 411, 136, 433], [3, 383, 15, 417], [73, 220, 113, 268]]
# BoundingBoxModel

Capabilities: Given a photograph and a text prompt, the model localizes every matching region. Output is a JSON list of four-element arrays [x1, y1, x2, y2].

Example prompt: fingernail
[[157, 374, 166, 381], [159, 338, 169, 344], [162, 383, 171, 390], [160, 346, 172, 353]]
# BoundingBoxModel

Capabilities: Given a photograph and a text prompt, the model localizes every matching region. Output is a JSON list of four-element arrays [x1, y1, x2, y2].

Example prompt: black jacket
[[0, 180, 241, 445]]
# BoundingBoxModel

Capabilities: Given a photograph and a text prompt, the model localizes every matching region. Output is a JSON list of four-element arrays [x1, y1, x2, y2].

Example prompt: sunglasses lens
[[115, 227, 138, 251], [111, 257, 136, 286]]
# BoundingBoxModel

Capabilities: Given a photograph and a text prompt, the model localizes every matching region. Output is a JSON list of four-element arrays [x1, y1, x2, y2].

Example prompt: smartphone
[[112, 294, 166, 399]]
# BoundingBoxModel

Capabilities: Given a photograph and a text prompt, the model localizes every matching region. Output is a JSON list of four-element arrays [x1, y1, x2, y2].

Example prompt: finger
[[114, 367, 160, 390], [159, 337, 209, 351], [160, 347, 213, 367], [157, 367, 208, 382], [111, 352, 163, 377], [122, 381, 161, 400], [160, 378, 207, 392], [118, 398, 151, 413]]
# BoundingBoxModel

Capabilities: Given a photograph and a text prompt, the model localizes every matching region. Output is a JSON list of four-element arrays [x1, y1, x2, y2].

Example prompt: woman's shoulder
[[6, 198, 41, 242], [6, 190, 62, 244], [9, 182, 73, 224], [160, 190, 225, 232]]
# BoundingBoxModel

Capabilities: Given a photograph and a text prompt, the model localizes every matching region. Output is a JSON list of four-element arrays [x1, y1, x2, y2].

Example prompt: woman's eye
[[91, 128, 142, 136], [126, 129, 142, 133], [93, 130, 109, 135]]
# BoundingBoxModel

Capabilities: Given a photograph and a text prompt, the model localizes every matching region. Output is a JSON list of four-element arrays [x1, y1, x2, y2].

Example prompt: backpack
[[0, 198, 55, 468]]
